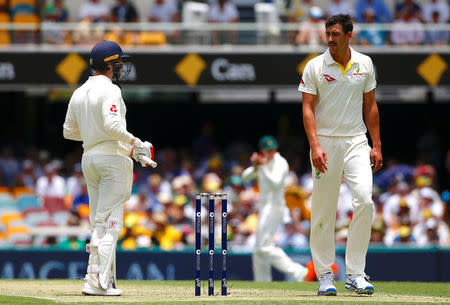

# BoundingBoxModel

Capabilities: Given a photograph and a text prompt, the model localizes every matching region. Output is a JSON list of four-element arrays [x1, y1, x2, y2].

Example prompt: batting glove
[[132, 140, 157, 168]]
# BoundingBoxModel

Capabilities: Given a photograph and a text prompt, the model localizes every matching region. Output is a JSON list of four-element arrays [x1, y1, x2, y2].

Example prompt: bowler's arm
[[302, 93, 319, 150], [363, 89, 383, 173], [303, 92, 328, 173]]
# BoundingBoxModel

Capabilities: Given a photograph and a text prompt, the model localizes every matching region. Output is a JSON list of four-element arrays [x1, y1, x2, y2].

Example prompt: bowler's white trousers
[[310, 134, 374, 277], [253, 201, 304, 282]]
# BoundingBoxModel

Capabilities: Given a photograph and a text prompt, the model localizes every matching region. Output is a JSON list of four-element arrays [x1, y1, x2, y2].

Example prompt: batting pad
[[98, 217, 122, 290]]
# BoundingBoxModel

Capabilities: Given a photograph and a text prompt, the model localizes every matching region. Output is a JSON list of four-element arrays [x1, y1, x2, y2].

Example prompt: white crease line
[[0, 294, 57, 301], [388, 294, 448, 300]]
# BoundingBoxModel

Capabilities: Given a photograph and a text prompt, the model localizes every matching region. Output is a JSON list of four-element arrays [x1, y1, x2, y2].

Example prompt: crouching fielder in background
[[242, 136, 307, 282], [63, 41, 156, 296]]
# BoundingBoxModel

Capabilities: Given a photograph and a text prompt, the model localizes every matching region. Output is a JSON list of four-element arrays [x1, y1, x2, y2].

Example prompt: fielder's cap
[[258, 135, 278, 150], [89, 40, 130, 69]]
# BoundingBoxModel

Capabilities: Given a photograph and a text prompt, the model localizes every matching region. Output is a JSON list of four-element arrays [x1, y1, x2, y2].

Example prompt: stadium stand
[[0, 0, 445, 46], [0, 141, 448, 251]]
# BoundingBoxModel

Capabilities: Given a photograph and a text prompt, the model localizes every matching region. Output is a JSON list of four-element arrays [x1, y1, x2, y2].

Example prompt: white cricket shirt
[[298, 47, 376, 137], [63, 75, 134, 156], [242, 152, 289, 204]]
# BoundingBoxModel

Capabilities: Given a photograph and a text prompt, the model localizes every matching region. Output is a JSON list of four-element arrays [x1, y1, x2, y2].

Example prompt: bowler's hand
[[311, 145, 328, 173], [370, 146, 383, 173]]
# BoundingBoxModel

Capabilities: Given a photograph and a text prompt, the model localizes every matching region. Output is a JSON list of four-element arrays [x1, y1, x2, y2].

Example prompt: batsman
[[63, 41, 156, 296]]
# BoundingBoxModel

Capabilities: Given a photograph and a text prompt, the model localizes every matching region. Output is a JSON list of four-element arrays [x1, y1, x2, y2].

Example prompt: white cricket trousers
[[253, 201, 303, 282], [81, 151, 133, 287], [81, 152, 133, 228], [310, 134, 374, 277]]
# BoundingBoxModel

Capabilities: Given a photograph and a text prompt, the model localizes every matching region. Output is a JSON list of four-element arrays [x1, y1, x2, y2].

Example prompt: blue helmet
[[89, 40, 130, 72]]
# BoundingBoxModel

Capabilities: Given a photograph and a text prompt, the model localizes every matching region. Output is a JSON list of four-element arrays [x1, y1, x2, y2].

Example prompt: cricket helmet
[[89, 41, 132, 81]]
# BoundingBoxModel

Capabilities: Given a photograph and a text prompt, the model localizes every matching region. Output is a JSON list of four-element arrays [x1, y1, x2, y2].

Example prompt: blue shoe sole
[[356, 289, 374, 295], [345, 284, 374, 295], [318, 289, 337, 296]]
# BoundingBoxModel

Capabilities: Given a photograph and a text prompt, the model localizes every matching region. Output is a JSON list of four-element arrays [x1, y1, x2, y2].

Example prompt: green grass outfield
[[0, 280, 449, 305]]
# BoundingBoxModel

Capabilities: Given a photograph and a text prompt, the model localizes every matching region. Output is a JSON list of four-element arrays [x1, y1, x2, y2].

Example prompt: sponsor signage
[[0, 248, 448, 281], [0, 51, 448, 88]]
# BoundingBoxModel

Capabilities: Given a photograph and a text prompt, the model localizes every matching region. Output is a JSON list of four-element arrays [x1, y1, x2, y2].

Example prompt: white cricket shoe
[[317, 272, 337, 296], [293, 265, 308, 282], [345, 274, 374, 295], [82, 280, 122, 296]]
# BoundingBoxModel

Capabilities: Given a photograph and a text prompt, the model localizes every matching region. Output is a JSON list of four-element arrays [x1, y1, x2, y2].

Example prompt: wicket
[[195, 192, 228, 296]]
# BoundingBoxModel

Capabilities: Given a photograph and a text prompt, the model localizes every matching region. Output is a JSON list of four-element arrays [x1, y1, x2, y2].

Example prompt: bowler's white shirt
[[298, 47, 376, 137], [242, 152, 288, 204], [63, 75, 133, 156]]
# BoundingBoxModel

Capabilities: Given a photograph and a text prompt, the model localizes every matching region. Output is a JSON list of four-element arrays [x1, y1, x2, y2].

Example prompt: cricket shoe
[[317, 272, 337, 296], [82, 279, 122, 296], [345, 274, 374, 295]]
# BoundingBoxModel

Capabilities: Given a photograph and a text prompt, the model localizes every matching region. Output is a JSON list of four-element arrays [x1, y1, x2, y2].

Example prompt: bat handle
[[140, 155, 157, 168]]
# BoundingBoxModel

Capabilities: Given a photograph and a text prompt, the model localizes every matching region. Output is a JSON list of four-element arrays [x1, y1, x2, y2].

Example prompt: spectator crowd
[[0, 0, 448, 46], [0, 138, 449, 252]]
